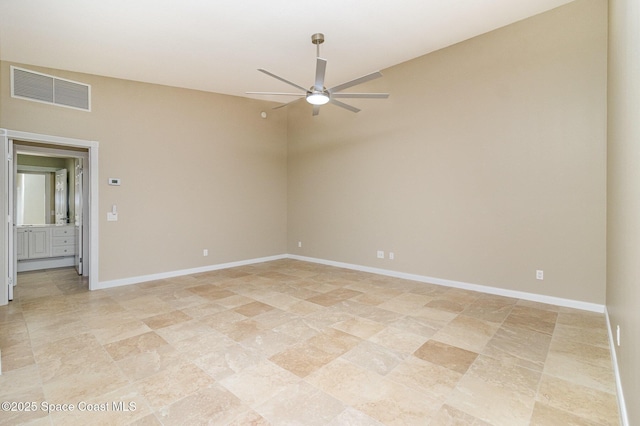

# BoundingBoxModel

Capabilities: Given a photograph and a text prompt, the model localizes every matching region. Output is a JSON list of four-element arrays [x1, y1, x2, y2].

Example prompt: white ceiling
[[0, 0, 574, 103]]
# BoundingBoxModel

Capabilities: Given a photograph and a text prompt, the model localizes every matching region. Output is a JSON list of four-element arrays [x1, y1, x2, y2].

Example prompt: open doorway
[[1, 129, 99, 306], [14, 145, 88, 277]]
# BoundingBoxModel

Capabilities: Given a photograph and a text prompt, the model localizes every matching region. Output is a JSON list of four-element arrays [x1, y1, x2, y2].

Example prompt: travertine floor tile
[[354, 378, 441, 425], [377, 292, 433, 313], [414, 339, 478, 374], [141, 310, 191, 330], [483, 323, 552, 371], [156, 384, 247, 425], [544, 337, 617, 393], [387, 355, 462, 402], [431, 314, 499, 353], [342, 340, 405, 375], [425, 298, 468, 313], [86, 314, 153, 345], [529, 401, 601, 426], [256, 381, 345, 425], [326, 407, 385, 426], [462, 294, 517, 323], [104, 331, 168, 361], [134, 361, 216, 410], [234, 301, 275, 317], [431, 404, 493, 425], [116, 344, 183, 381], [170, 329, 236, 360], [153, 318, 215, 344], [269, 341, 337, 378], [241, 328, 298, 358], [502, 305, 558, 335], [536, 374, 619, 426], [118, 295, 175, 319], [553, 322, 609, 349], [369, 326, 428, 354], [0, 342, 35, 372], [447, 355, 541, 425], [332, 316, 386, 339], [306, 327, 361, 356], [219, 360, 301, 407], [0, 263, 621, 425]]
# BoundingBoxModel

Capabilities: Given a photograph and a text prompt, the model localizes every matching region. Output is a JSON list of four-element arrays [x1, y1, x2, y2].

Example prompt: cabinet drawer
[[52, 227, 75, 237], [52, 246, 75, 257], [52, 236, 74, 247]]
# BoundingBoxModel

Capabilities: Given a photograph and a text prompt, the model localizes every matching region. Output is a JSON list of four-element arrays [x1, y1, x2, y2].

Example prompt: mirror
[[16, 172, 51, 225], [16, 154, 73, 225]]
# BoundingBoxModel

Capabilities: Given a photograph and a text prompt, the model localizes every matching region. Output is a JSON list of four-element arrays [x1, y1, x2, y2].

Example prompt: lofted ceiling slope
[[0, 0, 575, 103]]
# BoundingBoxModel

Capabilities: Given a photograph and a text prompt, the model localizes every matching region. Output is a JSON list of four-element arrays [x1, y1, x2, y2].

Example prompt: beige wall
[[1, 63, 288, 281], [288, 0, 607, 304], [607, 0, 639, 422]]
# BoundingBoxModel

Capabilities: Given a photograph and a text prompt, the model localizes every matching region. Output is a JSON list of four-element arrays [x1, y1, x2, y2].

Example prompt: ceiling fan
[[247, 33, 389, 116]]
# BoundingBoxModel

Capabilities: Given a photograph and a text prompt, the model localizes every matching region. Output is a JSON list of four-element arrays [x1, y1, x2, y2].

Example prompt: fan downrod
[[311, 33, 324, 57]]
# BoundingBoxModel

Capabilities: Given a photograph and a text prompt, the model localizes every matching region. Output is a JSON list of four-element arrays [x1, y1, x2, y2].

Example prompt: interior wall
[[0, 62, 288, 282], [287, 0, 607, 304], [607, 0, 639, 423]]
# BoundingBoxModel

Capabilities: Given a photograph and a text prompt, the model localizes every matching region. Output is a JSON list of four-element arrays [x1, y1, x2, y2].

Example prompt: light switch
[[107, 212, 118, 221]]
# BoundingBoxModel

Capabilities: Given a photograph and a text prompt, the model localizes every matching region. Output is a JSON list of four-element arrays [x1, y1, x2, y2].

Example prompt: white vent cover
[[11, 66, 91, 111]]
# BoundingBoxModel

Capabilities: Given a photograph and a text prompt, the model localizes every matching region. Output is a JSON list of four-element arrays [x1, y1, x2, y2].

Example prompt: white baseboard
[[604, 307, 629, 426], [287, 254, 605, 313], [96, 254, 288, 290]]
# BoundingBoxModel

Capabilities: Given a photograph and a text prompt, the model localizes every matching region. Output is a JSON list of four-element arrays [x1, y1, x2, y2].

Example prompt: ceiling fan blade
[[312, 105, 321, 116], [246, 92, 305, 96], [258, 69, 308, 92], [273, 97, 305, 110], [329, 98, 361, 113], [329, 71, 383, 94], [331, 93, 389, 99], [314, 58, 327, 91]]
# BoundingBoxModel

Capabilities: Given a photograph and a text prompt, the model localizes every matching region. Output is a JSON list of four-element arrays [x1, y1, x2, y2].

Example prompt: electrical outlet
[[536, 270, 544, 280], [203, 249, 208, 257], [298, 241, 302, 248], [389, 252, 395, 260], [377, 250, 384, 259], [616, 325, 621, 346]]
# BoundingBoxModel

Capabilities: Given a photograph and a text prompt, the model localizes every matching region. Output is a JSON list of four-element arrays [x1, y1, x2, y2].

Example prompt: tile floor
[[0, 259, 620, 425]]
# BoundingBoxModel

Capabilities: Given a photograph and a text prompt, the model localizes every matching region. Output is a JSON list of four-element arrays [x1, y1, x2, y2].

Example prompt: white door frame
[[1, 129, 99, 305]]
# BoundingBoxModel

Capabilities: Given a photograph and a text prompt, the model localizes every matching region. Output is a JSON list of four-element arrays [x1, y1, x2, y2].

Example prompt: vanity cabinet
[[17, 227, 52, 259], [17, 225, 75, 260], [16, 228, 29, 259], [51, 227, 75, 257]]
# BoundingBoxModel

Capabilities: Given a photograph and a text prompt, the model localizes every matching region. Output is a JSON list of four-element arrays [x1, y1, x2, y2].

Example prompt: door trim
[[1, 129, 99, 304]]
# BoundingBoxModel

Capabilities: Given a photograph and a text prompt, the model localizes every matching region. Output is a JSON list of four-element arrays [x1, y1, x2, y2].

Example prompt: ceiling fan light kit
[[248, 33, 389, 116], [306, 91, 330, 105]]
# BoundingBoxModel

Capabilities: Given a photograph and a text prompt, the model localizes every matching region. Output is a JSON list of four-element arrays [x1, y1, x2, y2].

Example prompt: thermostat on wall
[[108, 178, 121, 186]]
